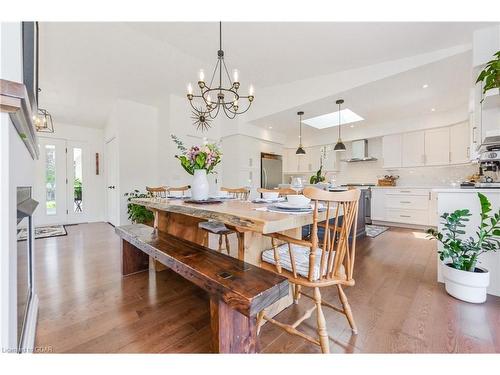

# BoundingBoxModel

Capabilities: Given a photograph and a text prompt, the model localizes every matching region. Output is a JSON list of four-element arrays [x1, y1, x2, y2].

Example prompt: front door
[[34, 138, 90, 226]]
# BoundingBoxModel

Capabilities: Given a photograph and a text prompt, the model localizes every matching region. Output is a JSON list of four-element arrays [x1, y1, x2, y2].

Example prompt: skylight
[[303, 109, 364, 129]]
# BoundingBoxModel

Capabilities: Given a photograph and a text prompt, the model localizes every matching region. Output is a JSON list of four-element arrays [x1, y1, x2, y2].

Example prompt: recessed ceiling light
[[422, 84, 429, 89], [350, 125, 355, 128], [268, 126, 272, 129], [303, 109, 364, 129], [431, 108, 435, 112]]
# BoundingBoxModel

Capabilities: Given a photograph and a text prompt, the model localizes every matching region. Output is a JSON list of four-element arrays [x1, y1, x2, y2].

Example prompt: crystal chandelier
[[187, 22, 254, 131]]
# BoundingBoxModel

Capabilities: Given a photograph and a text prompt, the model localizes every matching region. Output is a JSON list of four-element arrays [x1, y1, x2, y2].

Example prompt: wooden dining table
[[131, 197, 332, 317]]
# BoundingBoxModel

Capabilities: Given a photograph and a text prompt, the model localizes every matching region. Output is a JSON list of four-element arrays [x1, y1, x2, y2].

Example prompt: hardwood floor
[[34, 222, 500, 353]]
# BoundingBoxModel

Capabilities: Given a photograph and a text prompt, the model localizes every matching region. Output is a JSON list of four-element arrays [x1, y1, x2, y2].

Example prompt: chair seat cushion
[[262, 243, 343, 280], [198, 221, 233, 234]]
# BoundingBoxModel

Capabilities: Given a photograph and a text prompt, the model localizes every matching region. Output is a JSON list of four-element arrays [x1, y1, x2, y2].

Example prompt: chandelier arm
[[231, 101, 253, 115], [222, 104, 238, 119], [208, 102, 221, 119]]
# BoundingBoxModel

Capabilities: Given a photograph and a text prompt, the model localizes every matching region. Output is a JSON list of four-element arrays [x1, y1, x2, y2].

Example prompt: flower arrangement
[[171, 135, 222, 175]]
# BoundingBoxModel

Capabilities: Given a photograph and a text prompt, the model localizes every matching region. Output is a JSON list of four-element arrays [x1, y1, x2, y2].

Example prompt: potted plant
[[171, 135, 222, 201], [427, 193, 500, 303], [124, 189, 154, 225], [309, 164, 326, 184], [476, 50, 500, 98]]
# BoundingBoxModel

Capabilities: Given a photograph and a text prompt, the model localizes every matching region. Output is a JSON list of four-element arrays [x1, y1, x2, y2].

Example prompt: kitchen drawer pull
[[399, 190, 411, 193], [400, 201, 411, 204], [400, 215, 411, 218]]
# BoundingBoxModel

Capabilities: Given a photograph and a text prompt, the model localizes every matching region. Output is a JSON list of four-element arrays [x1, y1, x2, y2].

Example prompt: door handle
[[108, 185, 115, 189]]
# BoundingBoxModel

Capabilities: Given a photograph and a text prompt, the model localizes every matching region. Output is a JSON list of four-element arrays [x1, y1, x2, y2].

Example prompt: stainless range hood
[[346, 139, 377, 162]]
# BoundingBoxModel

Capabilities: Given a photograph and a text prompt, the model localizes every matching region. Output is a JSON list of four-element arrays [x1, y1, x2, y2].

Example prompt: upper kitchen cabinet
[[322, 146, 340, 172], [402, 131, 425, 167], [449, 122, 470, 164], [382, 134, 402, 168], [305, 146, 321, 172], [424, 127, 450, 166]]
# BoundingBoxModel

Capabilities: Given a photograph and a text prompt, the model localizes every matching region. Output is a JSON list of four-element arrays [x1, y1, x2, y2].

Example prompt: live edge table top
[[131, 198, 332, 234]]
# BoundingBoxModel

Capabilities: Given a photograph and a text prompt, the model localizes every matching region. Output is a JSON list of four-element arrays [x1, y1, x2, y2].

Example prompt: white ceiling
[[38, 22, 495, 129], [251, 50, 473, 135]]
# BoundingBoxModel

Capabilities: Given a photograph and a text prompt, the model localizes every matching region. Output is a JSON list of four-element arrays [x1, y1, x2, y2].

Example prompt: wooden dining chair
[[146, 186, 167, 198], [257, 187, 298, 197], [258, 187, 361, 353], [166, 185, 191, 196], [198, 186, 250, 255], [221, 187, 250, 200]]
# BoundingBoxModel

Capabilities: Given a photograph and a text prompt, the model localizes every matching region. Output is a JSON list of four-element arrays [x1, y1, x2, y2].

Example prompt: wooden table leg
[[236, 231, 245, 261], [209, 295, 258, 353], [121, 239, 149, 276]]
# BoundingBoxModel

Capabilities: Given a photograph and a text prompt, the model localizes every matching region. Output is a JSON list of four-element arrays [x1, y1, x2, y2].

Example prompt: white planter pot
[[191, 169, 209, 201], [442, 263, 490, 303]]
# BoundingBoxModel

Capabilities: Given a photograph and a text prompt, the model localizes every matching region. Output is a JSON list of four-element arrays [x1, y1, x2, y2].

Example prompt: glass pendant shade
[[334, 99, 345, 152]]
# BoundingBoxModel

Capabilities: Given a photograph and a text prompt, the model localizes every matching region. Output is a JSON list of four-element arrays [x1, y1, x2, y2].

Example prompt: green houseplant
[[476, 50, 500, 96], [124, 189, 154, 225], [309, 164, 326, 184], [427, 192, 500, 303]]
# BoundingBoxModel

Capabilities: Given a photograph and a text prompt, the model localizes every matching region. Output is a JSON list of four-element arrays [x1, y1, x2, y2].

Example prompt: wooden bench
[[115, 224, 289, 353]]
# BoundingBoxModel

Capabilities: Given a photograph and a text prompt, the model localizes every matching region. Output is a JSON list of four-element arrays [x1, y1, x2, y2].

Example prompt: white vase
[[442, 263, 490, 303], [191, 169, 209, 201]]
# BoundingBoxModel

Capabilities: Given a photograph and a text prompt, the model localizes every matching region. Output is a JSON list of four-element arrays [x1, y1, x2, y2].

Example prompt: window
[[73, 148, 83, 213], [45, 145, 56, 215]]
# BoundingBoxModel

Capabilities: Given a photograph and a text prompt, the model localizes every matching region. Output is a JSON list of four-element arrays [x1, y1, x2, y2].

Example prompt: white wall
[[36, 123, 106, 222], [105, 98, 159, 225], [0, 22, 36, 351]]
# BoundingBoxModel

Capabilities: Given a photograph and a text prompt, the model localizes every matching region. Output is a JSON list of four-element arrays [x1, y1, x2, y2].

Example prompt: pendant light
[[333, 99, 346, 152], [296, 111, 306, 155]]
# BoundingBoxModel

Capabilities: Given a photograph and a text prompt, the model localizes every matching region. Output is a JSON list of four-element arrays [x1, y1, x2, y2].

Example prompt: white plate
[[275, 202, 312, 209]]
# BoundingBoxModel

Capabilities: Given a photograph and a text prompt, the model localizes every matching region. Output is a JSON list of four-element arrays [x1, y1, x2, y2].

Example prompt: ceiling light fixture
[[333, 99, 346, 152], [422, 84, 429, 89], [186, 22, 254, 131], [296, 111, 306, 155], [431, 108, 436, 112], [34, 108, 54, 133]]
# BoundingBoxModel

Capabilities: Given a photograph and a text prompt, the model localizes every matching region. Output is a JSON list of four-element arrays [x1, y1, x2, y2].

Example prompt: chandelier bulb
[[187, 83, 193, 95], [199, 69, 205, 82], [249, 85, 254, 96], [233, 69, 239, 83]]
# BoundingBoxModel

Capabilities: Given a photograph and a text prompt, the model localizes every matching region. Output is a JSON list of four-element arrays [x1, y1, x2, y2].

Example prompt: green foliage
[[309, 164, 326, 184], [476, 50, 500, 96], [427, 193, 500, 272], [124, 189, 154, 224], [74, 178, 82, 200], [171, 135, 222, 175]]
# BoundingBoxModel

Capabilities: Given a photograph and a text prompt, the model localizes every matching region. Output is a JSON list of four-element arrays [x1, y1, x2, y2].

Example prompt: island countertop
[[131, 198, 334, 234]]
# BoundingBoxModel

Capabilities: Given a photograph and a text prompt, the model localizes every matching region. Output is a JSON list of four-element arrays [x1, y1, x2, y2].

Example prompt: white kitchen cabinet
[[306, 146, 321, 173], [370, 189, 386, 221], [371, 188, 434, 226], [402, 131, 425, 167], [382, 134, 402, 168], [322, 147, 340, 172], [449, 122, 470, 164], [425, 127, 450, 166]]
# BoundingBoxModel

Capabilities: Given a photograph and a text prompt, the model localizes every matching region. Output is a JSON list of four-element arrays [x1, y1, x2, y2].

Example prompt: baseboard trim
[[20, 294, 38, 353], [371, 220, 435, 230]]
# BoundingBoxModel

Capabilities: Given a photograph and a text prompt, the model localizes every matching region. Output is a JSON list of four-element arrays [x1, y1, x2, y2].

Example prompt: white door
[[450, 122, 470, 164], [382, 134, 402, 168], [402, 131, 425, 167], [106, 138, 119, 226], [34, 138, 67, 225], [66, 141, 89, 224], [425, 127, 450, 166]]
